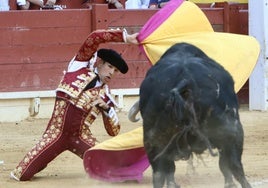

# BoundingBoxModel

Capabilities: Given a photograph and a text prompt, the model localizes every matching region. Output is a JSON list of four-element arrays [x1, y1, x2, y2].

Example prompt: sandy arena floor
[[0, 108, 267, 188]]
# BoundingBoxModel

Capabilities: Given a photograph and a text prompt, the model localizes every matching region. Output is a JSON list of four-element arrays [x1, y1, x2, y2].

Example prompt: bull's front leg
[[166, 171, 180, 188], [152, 171, 165, 188], [151, 159, 180, 188]]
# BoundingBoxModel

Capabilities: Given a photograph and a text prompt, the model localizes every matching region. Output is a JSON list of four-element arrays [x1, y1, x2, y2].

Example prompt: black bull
[[129, 43, 252, 188]]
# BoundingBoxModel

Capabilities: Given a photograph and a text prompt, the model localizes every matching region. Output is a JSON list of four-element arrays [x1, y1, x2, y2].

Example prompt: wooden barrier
[[0, 9, 92, 92], [0, 2, 249, 102]]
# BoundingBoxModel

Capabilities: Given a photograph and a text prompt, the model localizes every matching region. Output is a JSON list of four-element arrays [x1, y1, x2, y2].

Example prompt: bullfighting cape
[[138, 0, 260, 92], [83, 0, 260, 182], [83, 127, 148, 182]]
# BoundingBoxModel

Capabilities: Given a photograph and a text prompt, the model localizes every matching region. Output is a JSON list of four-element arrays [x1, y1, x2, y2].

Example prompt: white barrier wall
[[0, 98, 55, 122], [0, 89, 139, 122], [249, 0, 268, 110]]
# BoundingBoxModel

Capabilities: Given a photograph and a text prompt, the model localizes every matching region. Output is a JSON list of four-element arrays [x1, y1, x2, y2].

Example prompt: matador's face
[[97, 60, 119, 84]]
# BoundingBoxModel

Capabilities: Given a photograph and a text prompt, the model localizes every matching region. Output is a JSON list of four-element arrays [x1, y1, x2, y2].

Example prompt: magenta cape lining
[[83, 147, 149, 182]]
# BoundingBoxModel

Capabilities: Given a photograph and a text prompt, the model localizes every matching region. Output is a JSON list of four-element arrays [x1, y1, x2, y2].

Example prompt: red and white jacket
[[56, 29, 127, 136]]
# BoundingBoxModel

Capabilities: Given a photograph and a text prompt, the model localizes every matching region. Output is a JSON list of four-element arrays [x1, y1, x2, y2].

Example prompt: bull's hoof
[[167, 181, 180, 188], [224, 182, 237, 188]]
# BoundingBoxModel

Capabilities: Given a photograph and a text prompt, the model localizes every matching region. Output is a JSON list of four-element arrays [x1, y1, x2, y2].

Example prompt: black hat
[[97, 49, 128, 74]]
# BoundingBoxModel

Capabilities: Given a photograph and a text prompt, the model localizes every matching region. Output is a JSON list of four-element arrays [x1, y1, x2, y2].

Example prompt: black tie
[[84, 75, 99, 91]]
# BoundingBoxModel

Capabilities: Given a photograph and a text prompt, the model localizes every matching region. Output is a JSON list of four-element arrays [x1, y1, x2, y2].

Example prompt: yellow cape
[[138, 0, 260, 92], [90, 127, 144, 151]]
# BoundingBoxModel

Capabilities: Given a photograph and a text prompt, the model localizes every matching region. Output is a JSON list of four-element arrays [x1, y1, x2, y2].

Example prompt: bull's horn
[[128, 100, 140, 122]]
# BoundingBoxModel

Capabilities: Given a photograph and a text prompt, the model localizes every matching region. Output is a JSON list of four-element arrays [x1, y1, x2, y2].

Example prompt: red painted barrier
[[0, 2, 249, 103]]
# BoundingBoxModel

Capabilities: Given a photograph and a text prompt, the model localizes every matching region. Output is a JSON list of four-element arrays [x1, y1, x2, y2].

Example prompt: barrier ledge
[[0, 88, 140, 109], [0, 90, 56, 99], [110, 88, 139, 109]]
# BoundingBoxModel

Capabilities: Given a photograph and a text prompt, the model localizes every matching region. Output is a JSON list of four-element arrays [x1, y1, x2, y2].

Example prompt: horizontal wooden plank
[[0, 27, 91, 47], [0, 44, 146, 65], [106, 8, 225, 27], [0, 62, 64, 91], [119, 60, 151, 78], [0, 9, 92, 28], [108, 9, 158, 27], [110, 77, 145, 89], [0, 44, 79, 64]]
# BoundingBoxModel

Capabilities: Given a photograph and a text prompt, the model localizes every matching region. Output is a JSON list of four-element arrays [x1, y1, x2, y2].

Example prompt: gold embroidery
[[57, 71, 96, 99], [80, 124, 96, 147], [57, 82, 80, 98], [12, 100, 67, 179]]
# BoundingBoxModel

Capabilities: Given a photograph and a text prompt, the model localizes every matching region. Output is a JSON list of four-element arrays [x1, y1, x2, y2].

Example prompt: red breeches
[[12, 98, 96, 181]]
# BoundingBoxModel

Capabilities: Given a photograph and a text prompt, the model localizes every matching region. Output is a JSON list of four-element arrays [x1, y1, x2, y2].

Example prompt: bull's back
[[139, 57, 182, 117], [140, 43, 238, 124]]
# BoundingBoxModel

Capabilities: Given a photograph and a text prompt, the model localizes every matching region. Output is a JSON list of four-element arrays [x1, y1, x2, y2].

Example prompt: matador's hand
[[92, 97, 110, 111], [126, 33, 139, 44]]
